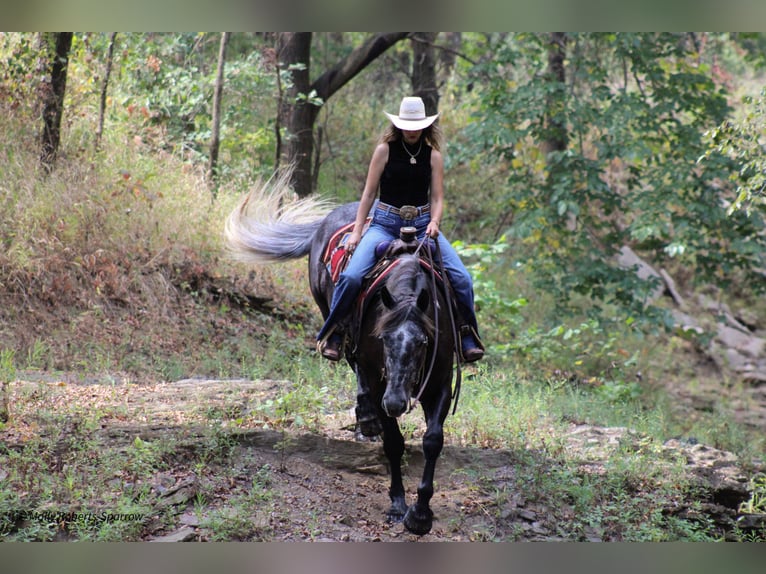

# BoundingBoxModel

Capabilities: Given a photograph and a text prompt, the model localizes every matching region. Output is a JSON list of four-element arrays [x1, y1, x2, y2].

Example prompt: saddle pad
[[322, 218, 371, 283]]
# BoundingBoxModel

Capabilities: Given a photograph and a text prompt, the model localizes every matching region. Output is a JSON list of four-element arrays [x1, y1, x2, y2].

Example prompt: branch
[[409, 32, 478, 66], [311, 32, 410, 101]]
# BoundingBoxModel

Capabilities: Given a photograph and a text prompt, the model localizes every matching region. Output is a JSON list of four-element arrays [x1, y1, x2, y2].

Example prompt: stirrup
[[317, 327, 343, 361], [459, 325, 485, 363]]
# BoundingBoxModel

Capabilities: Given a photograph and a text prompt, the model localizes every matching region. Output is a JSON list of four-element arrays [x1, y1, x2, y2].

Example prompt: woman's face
[[402, 129, 423, 145]]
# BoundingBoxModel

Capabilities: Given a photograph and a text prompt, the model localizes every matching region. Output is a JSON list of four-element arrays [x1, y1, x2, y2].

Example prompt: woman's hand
[[346, 230, 362, 253], [426, 220, 440, 238]]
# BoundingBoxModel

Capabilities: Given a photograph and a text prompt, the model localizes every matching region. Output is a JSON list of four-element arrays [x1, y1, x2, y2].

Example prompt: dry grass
[[0, 103, 318, 379]]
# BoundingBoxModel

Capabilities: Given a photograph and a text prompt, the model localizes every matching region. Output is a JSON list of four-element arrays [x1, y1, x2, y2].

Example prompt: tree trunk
[[207, 32, 230, 193], [438, 32, 462, 88], [276, 32, 313, 196], [95, 32, 117, 151], [543, 32, 573, 228], [277, 32, 409, 197], [40, 32, 74, 170], [543, 32, 568, 157], [410, 32, 439, 114]]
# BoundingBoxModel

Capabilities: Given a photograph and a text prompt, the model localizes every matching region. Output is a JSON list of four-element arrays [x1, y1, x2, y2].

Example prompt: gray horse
[[225, 173, 456, 535]]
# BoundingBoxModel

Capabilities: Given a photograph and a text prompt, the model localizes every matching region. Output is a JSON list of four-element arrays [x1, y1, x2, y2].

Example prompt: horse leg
[[403, 390, 451, 535], [380, 415, 407, 522], [354, 365, 382, 438]]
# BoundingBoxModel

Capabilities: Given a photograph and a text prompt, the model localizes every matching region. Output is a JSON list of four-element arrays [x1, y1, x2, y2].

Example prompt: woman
[[317, 96, 484, 363]]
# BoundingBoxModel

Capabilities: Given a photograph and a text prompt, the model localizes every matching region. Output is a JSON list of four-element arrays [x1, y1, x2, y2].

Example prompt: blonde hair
[[380, 122, 443, 152]]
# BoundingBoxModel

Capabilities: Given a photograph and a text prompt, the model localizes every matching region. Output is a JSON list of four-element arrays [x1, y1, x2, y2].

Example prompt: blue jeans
[[317, 202, 479, 341]]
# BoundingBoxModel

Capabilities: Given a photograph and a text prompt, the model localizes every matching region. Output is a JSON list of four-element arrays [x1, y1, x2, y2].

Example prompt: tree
[[95, 32, 117, 151], [276, 32, 409, 196], [466, 33, 765, 326], [702, 89, 766, 217], [207, 32, 230, 192], [410, 32, 439, 114], [40, 32, 73, 170], [542, 32, 568, 159]]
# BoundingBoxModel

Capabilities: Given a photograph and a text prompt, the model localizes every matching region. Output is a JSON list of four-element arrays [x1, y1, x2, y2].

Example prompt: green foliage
[[455, 236, 646, 398], [0, 349, 16, 383], [701, 89, 766, 216], [461, 32, 766, 329], [454, 237, 527, 343], [740, 474, 766, 514], [201, 464, 274, 541], [0, 349, 15, 424], [0, 34, 40, 116], [67, 33, 279, 182], [0, 32, 764, 542]]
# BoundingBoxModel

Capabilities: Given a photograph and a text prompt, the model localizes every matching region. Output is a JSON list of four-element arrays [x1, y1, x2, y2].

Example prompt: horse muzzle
[[382, 389, 409, 418]]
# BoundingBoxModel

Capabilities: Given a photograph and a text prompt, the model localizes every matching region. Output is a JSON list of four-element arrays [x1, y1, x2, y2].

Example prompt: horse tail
[[224, 169, 333, 264]]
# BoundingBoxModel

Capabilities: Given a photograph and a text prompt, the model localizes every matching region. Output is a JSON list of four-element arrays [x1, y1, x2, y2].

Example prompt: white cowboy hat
[[384, 96, 439, 131]]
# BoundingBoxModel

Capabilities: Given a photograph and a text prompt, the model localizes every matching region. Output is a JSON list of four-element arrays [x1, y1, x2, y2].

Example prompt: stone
[[149, 525, 197, 542]]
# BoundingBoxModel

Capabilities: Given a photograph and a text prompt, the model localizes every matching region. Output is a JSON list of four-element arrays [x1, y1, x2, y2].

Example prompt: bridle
[[407, 234, 463, 414]]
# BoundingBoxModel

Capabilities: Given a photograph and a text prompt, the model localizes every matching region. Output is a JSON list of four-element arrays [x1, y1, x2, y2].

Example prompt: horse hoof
[[354, 424, 380, 442], [386, 502, 407, 524], [357, 418, 382, 438], [403, 505, 433, 535]]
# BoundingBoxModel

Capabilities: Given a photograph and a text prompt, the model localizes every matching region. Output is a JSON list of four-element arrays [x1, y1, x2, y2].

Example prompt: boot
[[460, 325, 484, 363], [317, 330, 343, 361]]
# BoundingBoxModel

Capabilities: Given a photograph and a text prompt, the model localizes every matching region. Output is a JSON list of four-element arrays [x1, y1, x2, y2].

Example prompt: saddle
[[322, 225, 446, 347], [322, 218, 371, 283], [323, 225, 441, 304], [322, 225, 472, 414]]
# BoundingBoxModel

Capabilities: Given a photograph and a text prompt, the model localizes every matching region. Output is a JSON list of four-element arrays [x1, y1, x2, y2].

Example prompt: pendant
[[410, 157, 417, 164]]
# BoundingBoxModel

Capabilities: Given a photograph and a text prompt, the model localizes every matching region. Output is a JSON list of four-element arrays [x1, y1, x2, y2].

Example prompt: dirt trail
[[3, 375, 760, 542]]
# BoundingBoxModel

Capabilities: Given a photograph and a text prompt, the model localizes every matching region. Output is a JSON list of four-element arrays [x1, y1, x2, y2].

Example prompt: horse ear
[[416, 288, 430, 312], [381, 285, 396, 309]]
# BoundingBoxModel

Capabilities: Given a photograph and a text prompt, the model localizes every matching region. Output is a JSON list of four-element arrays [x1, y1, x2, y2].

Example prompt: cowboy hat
[[384, 96, 439, 131]]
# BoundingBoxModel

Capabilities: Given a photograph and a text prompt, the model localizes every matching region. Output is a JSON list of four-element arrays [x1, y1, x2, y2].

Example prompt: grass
[[200, 464, 274, 541], [0, 331, 760, 541]]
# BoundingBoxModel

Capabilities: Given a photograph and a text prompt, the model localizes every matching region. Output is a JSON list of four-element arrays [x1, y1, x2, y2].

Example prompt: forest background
[[1, 32, 766, 543]]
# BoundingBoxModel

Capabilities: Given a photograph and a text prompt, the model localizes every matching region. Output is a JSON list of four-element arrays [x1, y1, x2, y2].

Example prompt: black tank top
[[379, 139, 432, 208]]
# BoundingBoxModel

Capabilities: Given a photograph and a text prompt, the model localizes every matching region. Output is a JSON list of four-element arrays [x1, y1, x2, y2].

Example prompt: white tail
[[224, 168, 333, 264]]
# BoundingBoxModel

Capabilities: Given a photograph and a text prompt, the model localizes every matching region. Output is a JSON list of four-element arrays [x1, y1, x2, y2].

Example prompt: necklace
[[401, 138, 422, 164]]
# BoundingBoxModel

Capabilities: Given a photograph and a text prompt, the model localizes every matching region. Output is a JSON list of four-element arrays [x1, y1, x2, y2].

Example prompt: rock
[[716, 326, 765, 358], [659, 268, 686, 309], [662, 440, 751, 509], [518, 509, 537, 522], [156, 476, 199, 509], [669, 310, 704, 337], [616, 246, 665, 302], [178, 511, 200, 527], [583, 525, 603, 542], [149, 525, 197, 542], [737, 513, 766, 532]]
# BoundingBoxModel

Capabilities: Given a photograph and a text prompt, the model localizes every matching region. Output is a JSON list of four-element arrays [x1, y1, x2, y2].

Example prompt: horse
[[224, 172, 457, 535]]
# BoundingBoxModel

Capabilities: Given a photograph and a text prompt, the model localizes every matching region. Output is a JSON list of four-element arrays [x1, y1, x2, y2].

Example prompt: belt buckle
[[399, 205, 418, 220]]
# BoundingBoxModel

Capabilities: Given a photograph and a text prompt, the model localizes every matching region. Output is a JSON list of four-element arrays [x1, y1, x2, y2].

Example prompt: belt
[[376, 202, 430, 220]]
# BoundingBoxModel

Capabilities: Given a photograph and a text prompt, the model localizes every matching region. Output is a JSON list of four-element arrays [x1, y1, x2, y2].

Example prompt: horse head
[[373, 256, 434, 418]]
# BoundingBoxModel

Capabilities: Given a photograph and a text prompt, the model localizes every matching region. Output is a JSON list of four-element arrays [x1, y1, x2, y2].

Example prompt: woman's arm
[[427, 148, 444, 238], [347, 142, 388, 249]]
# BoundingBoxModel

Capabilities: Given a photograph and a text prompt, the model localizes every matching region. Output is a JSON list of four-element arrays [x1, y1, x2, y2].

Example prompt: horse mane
[[371, 255, 435, 339]]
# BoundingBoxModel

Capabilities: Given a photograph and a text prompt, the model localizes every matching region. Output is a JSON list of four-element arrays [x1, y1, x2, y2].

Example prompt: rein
[[409, 235, 463, 415]]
